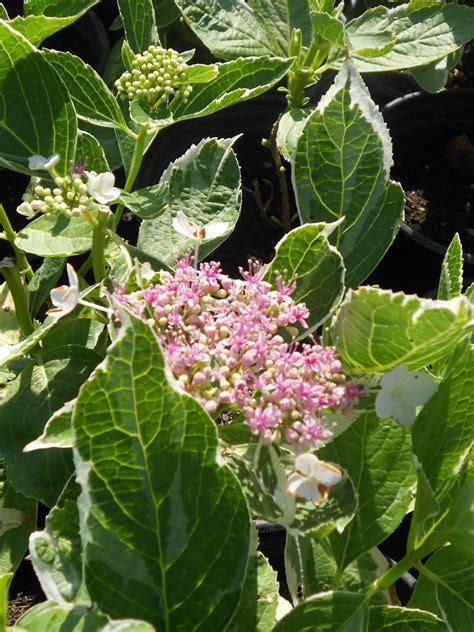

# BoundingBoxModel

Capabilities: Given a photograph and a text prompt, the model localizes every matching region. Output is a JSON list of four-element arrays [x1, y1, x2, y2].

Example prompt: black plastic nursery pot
[[382, 89, 474, 267]]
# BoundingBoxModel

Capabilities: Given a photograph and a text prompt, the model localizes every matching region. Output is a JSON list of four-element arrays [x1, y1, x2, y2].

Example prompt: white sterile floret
[[86, 171, 120, 205], [375, 364, 438, 427], [287, 453, 342, 503], [28, 153, 60, 171], [172, 210, 228, 241], [48, 263, 80, 317]]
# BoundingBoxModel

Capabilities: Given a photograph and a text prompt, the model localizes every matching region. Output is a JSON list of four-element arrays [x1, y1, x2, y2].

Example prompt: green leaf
[[332, 287, 473, 373], [24, 399, 74, 451], [170, 56, 294, 124], [29, 478, 86, 605], [41, 319, 105, 354], [412, 346, 473, 504], [411, 49, 463, 93], [8, 1, 97, 47], [228, 550, 280, 631], [410, 546, 474, 632], [247, 0, 313, 55], [311, 11, 346, 48], [0, 346, 100, 506], [368, 605, 448, 631], [0, 283, 21, 346], [346, 4, 474, 72], [285, 537, 390, 605], [72, 312, 251, 629], [24, 0, 96, 17], [177, 0, 311, 59], [14, 602, 155, 631], [118, 0, 157, 53], [263, 223, 345, 333], [175, 0, 281, 59], [138, 137, 241, 265], [120, 183, 168, 220], [75, 130, 109, 173], [0, 476, 36, 574], [0, 318, 57, 367], [293, 61, 403, 287], [0, 4, 8, 19], [0, 573, 12, 631], [0, 22, 76, 176], [319, 413, 415, 572], [274, 591, 369, 631], [276, 108, 308, 163], [436, 478, 474, 556], [153, 0, 180, 28], [15, 214, 94, 257], [42, 50, 129, 132], [438, 233, 463, 301], [28, 257, 65, 318]]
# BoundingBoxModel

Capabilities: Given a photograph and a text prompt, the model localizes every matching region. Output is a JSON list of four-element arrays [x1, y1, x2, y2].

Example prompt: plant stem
[[0, 204, 33, 281], [0, 264, 34, 336], [268, 121, 292, 233], [364, 554, 414, 599], [113, 123, 149, 230], [92, 208, 109, 283]]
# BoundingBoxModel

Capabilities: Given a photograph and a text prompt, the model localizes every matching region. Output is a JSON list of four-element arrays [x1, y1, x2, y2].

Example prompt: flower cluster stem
[[0, 264, 34, 336], [92, 209, 109, 283], [268, 121, 292, 233], [0, 204, 33, 281], [113, 123, 149, 230]]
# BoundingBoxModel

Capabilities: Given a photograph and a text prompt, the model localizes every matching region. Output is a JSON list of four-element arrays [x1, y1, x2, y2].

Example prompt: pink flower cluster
[[115, 259, 363, 446]]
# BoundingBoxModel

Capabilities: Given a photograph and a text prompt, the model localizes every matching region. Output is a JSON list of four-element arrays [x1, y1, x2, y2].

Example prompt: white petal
[[375, 391, 396, 419], [398, 372, 437, 408], [28, 155, 49, 170], [172, 211, 197, 239], [294, 453, 319, 477], [204, 220, 228, 240], [49, 264, 79, 317], [87, 172, 120, 205], [65, 263, 79, 293], [44, 153, 60, 170], [311, 461, 342, 487], [16, 202, 36, 218], [28, 154, 59, 171], [287, 473, 321, 502]]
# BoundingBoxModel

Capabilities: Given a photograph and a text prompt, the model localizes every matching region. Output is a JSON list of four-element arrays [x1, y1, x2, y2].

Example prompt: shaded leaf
[[0, 346, 100, 506], [368, 605, 447, 631], [319, 413, 415, 571], [28, 257, 65, 318], [75, 130, 109, 173], [274, 591, 369, 631], [118, 0, 157, 53]]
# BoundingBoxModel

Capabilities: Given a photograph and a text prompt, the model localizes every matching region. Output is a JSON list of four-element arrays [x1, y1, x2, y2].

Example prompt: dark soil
[[393, 132, 474, 254], [7, 558, 45, 625], [448, 41, 474, 90]]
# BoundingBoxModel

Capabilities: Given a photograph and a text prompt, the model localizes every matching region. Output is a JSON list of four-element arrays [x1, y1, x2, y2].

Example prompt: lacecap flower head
[[114, 258, 364, 446]]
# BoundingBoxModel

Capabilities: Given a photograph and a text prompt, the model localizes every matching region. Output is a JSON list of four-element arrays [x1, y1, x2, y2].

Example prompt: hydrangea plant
[[0, 1, 473, 631]]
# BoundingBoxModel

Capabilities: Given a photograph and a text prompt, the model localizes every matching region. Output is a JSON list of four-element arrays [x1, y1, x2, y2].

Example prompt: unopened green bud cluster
[[115, 45, 192, 108], [20, 173, 90, 218]]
